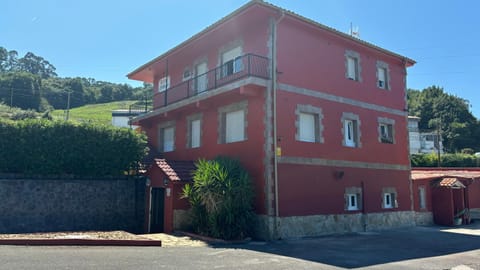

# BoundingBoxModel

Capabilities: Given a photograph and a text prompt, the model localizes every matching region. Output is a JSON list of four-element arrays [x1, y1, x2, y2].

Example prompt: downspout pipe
[[273, 11, 285, 226]]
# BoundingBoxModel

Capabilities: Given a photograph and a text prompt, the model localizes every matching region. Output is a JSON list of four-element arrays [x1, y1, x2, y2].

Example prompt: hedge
[[411, 153, 479, 167], [0, 119, 148, 176]]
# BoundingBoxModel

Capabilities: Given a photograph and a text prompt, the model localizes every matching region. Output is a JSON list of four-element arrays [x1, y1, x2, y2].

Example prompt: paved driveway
[[0, 224, 479, 269]]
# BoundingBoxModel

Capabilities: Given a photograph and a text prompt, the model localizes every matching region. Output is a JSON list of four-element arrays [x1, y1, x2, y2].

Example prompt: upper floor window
[[158, 121, 175, 152], [295, 104, 324, 143], [378, 117, 395, 144], [376, 61, 390, 89], [341, 112, 361, 148], [221, 46, 243, 77], [218, 101, 248, 144], [187, 114, 202, 149], [158, 76, 170, 92], [345, 50, 361, 81]]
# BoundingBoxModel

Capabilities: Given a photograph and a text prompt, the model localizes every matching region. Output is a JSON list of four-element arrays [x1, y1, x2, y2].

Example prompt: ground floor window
[[345, 186, 362, 211], [382, 187, 398, 209]]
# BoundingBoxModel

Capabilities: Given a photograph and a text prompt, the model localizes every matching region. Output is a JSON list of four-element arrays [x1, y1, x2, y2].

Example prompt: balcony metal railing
[[153, 54, 270, 108]]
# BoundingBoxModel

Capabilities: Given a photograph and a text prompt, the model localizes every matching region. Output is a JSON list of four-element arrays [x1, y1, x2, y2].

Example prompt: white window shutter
[[347, 57, 356, 80], [190, 119, 201, 148], [225, 110, 244, 143], [299, 113, 316, 142], [163, 127, 174, 152]]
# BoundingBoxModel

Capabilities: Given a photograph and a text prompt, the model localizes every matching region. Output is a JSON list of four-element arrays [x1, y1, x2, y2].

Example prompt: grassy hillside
[[51, 101, 137, 125]]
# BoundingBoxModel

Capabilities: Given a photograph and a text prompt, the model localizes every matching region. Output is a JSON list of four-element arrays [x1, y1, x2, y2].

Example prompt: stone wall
[[415, 211, 434, 226], [173, 209, 191, 231], [255, 211, 416, 240], [0, 177, 146, 234]]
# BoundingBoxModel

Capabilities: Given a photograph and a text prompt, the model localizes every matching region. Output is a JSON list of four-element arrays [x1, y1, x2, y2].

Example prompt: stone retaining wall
[[0, 177, 146, 234], [256, 211, 417, 240]]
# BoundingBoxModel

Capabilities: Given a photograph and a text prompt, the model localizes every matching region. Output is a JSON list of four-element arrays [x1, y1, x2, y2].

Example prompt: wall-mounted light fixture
[[334, 170, 345, 179]]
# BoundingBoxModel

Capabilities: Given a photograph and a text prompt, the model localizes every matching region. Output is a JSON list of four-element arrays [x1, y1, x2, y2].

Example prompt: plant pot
[[454, 217, 462, 226]]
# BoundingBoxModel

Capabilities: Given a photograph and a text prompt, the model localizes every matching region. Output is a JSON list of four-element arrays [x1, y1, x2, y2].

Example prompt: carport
[[412, 169, 480, 226]]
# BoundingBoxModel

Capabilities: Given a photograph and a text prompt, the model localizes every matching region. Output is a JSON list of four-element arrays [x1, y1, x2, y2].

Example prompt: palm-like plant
[[182, 156, 255, 240]]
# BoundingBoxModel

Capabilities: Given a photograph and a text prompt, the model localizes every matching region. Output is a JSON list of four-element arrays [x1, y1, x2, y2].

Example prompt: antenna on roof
[[349, 22, 360, 38]]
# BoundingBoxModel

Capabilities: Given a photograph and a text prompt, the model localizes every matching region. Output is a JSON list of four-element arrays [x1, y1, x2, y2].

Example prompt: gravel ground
[[0, 231, 147, 240]]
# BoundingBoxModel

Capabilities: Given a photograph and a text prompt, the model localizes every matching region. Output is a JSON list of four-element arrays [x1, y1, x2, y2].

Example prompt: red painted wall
[[412, 179, 433, 211], [467, 180, 480, 208]]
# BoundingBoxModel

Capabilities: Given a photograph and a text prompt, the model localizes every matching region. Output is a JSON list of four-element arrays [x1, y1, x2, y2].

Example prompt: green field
[[51, 101, 137, 125]]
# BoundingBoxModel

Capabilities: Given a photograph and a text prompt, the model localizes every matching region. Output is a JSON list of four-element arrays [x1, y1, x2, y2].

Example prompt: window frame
[[345, 187, 363, 211], [218, 101, 248, 144], [221, 46, 243, 77], [295, 104, 324, 143], [341, 112, 361, 148], [158, 121, 175, 153], [382, 187, 398, 209], [378, 117, 395, 144], [345, 50, 361, 82], [418, 186, 426, 210], [186, 114, 202, 149], [157, 76, 170, 92], [376, 61, 390, 90]]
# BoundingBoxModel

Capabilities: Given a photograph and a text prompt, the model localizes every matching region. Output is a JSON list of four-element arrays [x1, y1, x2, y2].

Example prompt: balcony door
[[221, 46, 242, 77], [195, 62, 208, 93]]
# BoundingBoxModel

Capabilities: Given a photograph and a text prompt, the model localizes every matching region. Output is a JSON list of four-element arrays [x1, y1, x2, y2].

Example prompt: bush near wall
[[0, 119, 147, 176], [411, 153, 479, 167]]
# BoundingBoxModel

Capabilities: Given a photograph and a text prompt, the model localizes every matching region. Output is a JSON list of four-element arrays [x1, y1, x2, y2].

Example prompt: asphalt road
[[1, 224, 479, 270]]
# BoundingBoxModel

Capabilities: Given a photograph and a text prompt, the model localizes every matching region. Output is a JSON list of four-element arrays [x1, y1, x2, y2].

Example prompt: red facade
[[128, 1, 416, 237]]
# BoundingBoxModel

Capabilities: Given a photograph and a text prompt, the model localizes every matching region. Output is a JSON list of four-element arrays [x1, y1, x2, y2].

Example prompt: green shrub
[[182, 156, 255, 240], [0, 119, 147, 176], [411, 152, 478, 167]]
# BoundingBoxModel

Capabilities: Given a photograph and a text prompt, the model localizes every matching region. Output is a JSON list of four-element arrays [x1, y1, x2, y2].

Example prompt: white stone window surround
[[295, 104, 324, 143], [158, 120, 176, 152], [345, 50, 362, 82], [186, 113, 202, 148], [218, 100, 248, 144], [378, 117, 396, 144], [341, 112, 361, 148]]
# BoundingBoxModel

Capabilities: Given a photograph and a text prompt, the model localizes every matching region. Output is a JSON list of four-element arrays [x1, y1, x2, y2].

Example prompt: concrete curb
[[0, 238, 162, 246], [178, 231, 251, 245]]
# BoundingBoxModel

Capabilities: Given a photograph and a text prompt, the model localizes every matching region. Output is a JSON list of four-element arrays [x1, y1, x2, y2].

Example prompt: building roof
[[127, 0, 415, 80], [154, 159, 196, 182], [436, 178, 466, 188], [411, 169, 480, 181]]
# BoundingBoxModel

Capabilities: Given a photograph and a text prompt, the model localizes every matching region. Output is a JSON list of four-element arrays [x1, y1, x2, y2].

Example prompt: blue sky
[[1, 1, 479, 118]]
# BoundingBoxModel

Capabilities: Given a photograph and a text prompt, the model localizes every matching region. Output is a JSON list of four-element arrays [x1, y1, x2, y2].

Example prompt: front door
[[150, 188, 165, 233]]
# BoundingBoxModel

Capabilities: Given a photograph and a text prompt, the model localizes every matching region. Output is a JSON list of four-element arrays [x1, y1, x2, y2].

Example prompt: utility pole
[[65, 91, 71, 121], [9, 87, 13, 110]]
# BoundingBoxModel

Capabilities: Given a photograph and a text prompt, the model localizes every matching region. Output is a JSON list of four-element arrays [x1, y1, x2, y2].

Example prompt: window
[[378, 117, 395, 144], [347, 194, 359, 210], [218, 101, 248, 144], [195, 62, 208, 93], [382, 187, 398, 209], [221, 46, 243, 77], [419, 186, 426, 210], [158, 122, 175, 153], [383, 193, 394, 208], [295, 105, 324, 143], [345, 50, 361, 81], [376, 61, 390, 89], [345, 187, 362, 211], [187, 114, 202, 149], [342, 113, 361, 148], [158, 76, 170, 92]]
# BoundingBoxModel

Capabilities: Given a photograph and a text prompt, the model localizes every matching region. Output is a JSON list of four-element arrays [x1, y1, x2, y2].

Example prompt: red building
[[128, 0, 416, 239]]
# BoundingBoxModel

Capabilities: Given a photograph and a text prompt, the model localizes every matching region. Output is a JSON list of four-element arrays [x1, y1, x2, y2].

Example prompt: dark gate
[[150, 188, 165, 233]]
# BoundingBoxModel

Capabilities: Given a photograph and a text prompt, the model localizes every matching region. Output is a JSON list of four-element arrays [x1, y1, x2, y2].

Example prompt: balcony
[[153, 54, 270, 109]]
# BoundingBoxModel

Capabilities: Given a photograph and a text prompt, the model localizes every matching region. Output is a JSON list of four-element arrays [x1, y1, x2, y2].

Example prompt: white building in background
[[111, 110, 144, 129], [408, 116, 444, 155]]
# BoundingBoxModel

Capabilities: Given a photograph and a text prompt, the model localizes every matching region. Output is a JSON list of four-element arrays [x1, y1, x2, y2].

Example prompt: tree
[[17, 52, 57, 78], [182, 157, 255, 240], [407, 86, 480, 152]]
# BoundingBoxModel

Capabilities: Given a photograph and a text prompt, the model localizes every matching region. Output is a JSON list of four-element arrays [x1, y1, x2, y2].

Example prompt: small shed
[[144, 159, 195, 233], [412, 169, 480, 226]]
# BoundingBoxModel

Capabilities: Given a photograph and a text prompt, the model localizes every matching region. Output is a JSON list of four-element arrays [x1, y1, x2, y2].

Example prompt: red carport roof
[[412, 169, 480, 181], [154, 159, 196, 182]]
